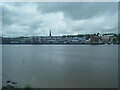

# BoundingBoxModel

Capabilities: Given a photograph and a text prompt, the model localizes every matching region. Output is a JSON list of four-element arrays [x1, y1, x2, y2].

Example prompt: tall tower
[[49, 30, 51, 37]]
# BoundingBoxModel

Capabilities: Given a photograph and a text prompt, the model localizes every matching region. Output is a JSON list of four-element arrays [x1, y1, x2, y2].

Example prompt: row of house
[[1, 34, 118, 44]]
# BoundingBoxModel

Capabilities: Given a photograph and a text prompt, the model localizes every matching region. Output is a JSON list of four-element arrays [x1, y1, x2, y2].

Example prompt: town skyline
[[2, 31, 120, 45]]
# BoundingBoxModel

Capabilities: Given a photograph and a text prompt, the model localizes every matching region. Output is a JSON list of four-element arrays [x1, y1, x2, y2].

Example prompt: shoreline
[[1, 43, 119, 45]]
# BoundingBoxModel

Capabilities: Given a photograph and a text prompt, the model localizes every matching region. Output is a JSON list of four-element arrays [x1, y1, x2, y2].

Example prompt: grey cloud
[[37, 2, 118, 20], [2, 6, 14, 26], [2, 2, 118, 36]]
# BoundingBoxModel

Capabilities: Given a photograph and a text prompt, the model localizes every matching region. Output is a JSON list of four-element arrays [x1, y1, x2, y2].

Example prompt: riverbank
[[1, 43, 119, 45]]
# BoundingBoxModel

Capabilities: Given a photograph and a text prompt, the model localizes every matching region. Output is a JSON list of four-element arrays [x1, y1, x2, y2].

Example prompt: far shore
[[1, 43, 119, 45]]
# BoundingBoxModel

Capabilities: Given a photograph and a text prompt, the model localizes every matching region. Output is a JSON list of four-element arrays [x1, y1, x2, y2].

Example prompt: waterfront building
[[90, 35, 101, 43]]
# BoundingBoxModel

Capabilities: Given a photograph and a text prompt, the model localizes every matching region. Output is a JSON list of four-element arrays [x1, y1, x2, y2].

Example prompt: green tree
[[118, 34, 120, 44]]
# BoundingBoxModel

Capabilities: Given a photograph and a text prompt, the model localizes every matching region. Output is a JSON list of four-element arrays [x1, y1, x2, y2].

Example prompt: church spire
[[49, 30, 51, 37]]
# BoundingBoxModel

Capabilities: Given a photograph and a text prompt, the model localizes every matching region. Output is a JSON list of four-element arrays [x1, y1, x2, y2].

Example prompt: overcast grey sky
[[2, 2, 118, 36]]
